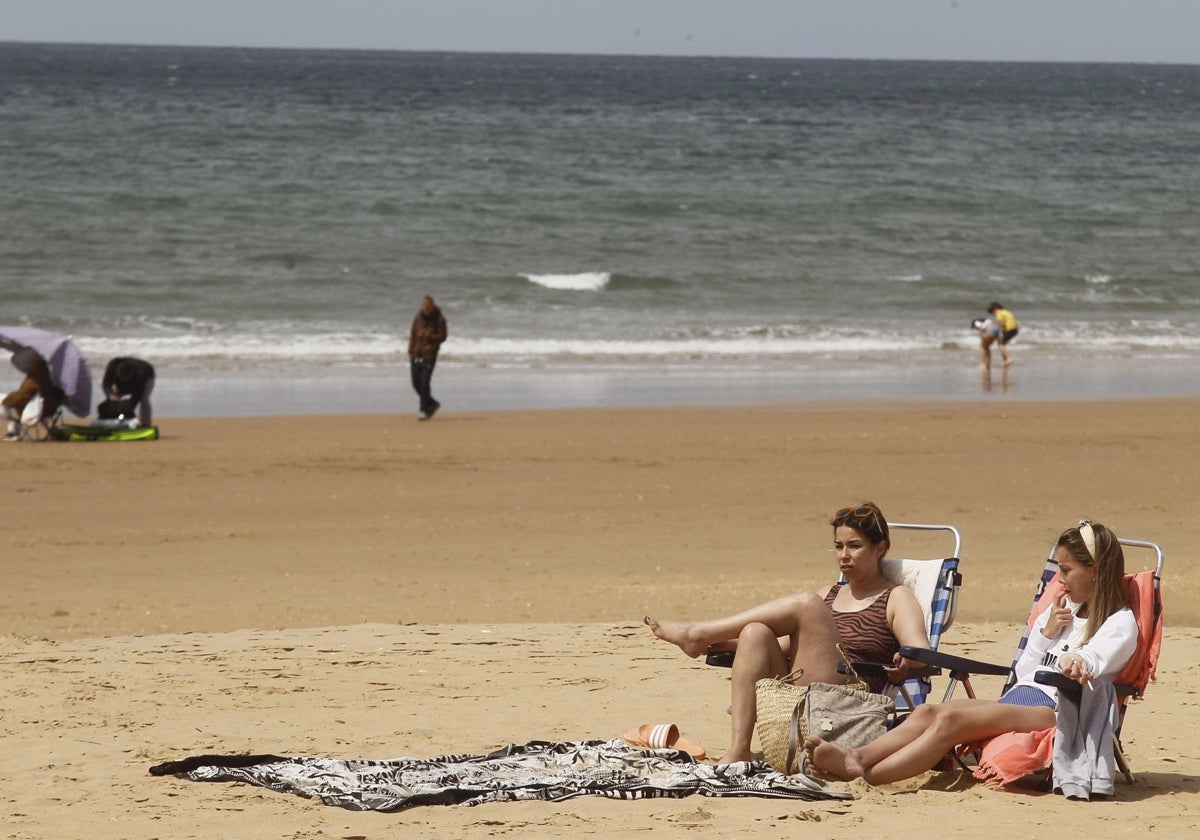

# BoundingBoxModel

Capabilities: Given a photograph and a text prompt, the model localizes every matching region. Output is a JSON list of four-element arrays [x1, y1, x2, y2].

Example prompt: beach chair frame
[[15, 393, 63, 442]]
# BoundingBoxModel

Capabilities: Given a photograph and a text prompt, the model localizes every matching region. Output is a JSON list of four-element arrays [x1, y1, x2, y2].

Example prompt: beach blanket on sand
[[149, 739, 848, 811]]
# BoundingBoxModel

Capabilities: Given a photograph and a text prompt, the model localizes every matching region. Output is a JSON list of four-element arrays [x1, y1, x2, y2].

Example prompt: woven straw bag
[[755, 648, 894, 775]]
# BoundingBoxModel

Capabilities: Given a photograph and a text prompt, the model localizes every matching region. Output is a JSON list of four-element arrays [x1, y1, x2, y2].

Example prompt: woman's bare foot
[[714, 748, 754, 765], [803, 736, 865, 781], [643, 616, 708, 659]]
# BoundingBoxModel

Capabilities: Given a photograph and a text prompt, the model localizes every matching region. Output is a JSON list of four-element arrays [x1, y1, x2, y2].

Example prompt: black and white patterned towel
[[150, 739, 849, 811]]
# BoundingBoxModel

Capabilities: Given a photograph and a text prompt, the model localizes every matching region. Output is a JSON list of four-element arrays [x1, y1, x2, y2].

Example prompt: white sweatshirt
[[1010, 605, 1138, 704]]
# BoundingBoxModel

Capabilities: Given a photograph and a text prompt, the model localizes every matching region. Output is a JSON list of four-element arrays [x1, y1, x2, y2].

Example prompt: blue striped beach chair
[[855, 522, 963, 712]]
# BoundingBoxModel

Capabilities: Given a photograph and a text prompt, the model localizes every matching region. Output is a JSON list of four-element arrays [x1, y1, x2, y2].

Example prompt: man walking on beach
[[408, 295, 447, 421]]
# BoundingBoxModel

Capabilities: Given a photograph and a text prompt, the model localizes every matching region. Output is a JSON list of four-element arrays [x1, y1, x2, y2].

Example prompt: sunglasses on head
[[834, 504, 887, 539], [836, 505, 880, 519]]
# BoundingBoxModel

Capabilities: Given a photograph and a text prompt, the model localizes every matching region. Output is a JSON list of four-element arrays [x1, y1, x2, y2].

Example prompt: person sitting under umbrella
[[3, 347, 65, 441]]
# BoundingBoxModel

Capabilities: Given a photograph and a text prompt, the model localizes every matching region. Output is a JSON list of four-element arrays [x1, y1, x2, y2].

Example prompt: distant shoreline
[[139, 355, 1200, 418]]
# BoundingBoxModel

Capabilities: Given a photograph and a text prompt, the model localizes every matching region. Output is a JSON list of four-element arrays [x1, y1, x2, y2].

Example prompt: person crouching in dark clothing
[[101, 357, 156, 427]]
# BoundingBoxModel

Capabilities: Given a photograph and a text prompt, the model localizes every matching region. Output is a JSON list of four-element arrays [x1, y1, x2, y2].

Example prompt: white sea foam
[[522, 272, 611, 291], [72, 320, 1200, 371], [76, 329, 933, 368], [446, 334, 926, 360], [79, 330, 402, 368]]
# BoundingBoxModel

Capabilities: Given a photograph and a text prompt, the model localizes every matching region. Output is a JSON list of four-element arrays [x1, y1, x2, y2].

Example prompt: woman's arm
[[1011, 608, 1058, 685], [887, 585, 931, 650], [882, 586, 931, 682], [1075, 607, 1138, 680]]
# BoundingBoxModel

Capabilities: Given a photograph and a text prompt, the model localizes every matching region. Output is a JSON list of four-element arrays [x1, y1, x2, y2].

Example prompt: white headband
[[1078, 519, 1096, 561]]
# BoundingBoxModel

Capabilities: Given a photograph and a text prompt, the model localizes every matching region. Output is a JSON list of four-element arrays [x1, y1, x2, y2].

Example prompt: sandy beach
[[3, 398, 1199, 837]]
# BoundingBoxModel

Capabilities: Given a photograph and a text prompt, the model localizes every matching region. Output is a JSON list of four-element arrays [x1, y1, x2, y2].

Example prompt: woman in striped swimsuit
[[645, 502, 930, 765]]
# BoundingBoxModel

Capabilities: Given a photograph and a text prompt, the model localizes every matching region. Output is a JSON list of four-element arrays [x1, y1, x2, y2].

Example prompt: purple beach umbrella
[[0, 326, 93, 417]]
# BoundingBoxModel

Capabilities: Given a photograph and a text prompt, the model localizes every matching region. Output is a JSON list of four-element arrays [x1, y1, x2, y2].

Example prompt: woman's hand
[[1042, 592, 1074, 639], [883, 651, 910, 684], [1059, 651, 1093, 687]]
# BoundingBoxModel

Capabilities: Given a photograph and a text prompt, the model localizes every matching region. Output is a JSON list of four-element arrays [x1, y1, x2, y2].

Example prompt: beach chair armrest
[[1032, 670, 1139, 701], [898, 645, 1011, 677], [1033, 669, 1082, 699], [839, 659, 938, 682], [707, 650, 938, 682]]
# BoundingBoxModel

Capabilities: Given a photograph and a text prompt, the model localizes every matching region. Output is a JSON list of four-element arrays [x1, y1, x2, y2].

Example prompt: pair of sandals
[[621, 723, 706, 760]]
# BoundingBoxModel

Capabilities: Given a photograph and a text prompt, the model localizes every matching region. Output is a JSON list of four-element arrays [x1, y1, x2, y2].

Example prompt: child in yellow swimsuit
[[987, 302, 1018, 366]]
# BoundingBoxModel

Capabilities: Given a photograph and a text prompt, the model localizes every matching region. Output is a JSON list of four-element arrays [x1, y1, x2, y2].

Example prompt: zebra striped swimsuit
[[824, 584, 899, 694]]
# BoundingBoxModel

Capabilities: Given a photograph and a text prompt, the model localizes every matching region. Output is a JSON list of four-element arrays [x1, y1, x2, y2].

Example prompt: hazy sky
[[2, 1, 1198, 64]]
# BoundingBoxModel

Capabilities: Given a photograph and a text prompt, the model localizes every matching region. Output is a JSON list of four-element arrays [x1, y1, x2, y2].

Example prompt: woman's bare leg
[[806, 701, 942, 780], [979, 338, 993, 370], [647, 593, 848, 764], [806, 700, 1055, 785], [720, 621, 787, 763], [644, 592, 841, 662]]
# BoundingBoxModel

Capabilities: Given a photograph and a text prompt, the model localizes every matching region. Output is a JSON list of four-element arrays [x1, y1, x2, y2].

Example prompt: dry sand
[[3, 398, 1199, 837]]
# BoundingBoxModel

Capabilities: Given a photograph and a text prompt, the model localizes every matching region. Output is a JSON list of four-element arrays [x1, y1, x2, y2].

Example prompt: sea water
[[3, 44, 1199, 416]]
